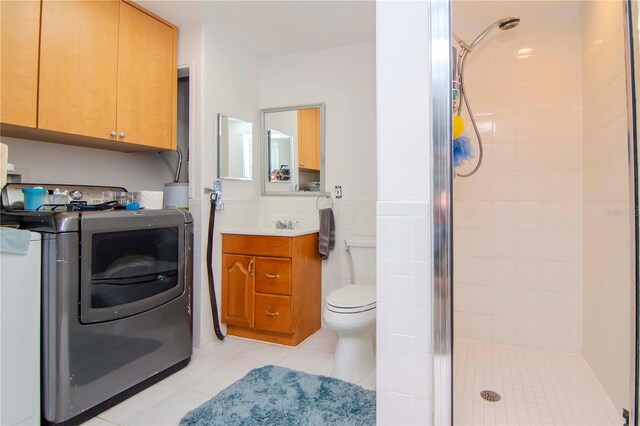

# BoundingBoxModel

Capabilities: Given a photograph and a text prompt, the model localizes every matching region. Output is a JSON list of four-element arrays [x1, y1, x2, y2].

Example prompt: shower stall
[[432, 1, 639, 425]]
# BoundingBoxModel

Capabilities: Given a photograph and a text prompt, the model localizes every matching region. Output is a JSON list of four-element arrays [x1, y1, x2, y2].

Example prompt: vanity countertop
[[221, 228, 319, 237]]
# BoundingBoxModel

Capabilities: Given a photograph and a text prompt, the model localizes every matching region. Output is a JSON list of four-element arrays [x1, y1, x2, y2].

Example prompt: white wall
[[188, 24, 261, 347], [452, 1, 584, 353], [581, 0, 631, 412], [180, 26, 377, 349], [0, 137, 176, 191], [260, 42, 377, 201], [376, 1, 432, 424], [258, 42, 378, 308]]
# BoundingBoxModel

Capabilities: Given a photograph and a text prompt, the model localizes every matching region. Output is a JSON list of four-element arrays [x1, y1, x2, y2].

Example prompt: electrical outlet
[[335, 185, 342, 199]]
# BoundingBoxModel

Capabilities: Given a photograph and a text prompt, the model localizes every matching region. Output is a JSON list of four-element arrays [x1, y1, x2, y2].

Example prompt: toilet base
[[332, 327, 375, 383]]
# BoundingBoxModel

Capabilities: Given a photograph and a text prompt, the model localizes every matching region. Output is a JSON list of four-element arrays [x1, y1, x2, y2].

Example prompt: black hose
[[207, 194, 225, 341]]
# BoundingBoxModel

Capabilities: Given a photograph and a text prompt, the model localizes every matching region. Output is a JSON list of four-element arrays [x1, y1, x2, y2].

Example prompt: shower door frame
[[433, 0, 640, 424], [431, 0, 453, 424], [624, 1, 640, 424]]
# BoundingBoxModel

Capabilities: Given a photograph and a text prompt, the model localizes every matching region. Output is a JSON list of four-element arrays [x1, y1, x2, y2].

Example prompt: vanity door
[[221, 254, 255, 327]]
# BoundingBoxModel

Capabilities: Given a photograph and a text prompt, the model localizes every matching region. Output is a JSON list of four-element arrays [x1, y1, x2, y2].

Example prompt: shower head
[[462, 16, 521, 51], [498, 16, 520, 31]]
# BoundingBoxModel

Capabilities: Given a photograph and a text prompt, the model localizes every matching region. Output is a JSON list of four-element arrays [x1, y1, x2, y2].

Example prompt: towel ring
[[316, 192, 334, 209]]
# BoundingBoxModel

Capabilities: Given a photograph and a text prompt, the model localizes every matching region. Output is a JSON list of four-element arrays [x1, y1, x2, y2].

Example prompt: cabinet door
[[221, 254, 254, 327], [0, 0, 40, 127], [39, 0, 119, 139], [297, 108, 320, 170], [116, 2, 176, 150]]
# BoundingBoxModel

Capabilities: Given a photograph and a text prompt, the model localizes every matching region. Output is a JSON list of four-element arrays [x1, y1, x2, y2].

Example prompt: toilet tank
[[345, 237, 376, 286]]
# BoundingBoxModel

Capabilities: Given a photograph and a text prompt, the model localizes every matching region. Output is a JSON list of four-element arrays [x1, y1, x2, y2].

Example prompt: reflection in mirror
[[268, 130, 293, 182], [261, 104, 324, 195], [217, 114, 253, 180]]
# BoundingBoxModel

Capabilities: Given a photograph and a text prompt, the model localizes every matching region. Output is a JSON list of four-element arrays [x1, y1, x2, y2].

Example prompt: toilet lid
[[327, 285, 376, 310]]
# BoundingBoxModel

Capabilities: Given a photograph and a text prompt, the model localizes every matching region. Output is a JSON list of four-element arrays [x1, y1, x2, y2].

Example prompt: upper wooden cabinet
[[1, 0, 177, 151], [116, 2, 176, 150], [38, 0, 120, 140], [297, 108, 321, 171], [0, 0, 41, 127]]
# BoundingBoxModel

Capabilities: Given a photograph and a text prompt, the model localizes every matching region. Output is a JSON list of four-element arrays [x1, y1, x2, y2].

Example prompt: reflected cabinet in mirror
[[217, 114, 253, 180], [261, 104, 325, 195]]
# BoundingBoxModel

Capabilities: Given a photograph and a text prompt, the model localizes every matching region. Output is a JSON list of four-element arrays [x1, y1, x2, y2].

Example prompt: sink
[[221, 227, 319, 237]]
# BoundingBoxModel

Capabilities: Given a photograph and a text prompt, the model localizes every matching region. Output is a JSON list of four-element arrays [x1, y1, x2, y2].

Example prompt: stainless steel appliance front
[[41, 210, 193, 424]]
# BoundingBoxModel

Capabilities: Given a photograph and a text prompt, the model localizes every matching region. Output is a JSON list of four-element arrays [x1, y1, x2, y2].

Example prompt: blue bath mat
[[180, 365, 376, 426]]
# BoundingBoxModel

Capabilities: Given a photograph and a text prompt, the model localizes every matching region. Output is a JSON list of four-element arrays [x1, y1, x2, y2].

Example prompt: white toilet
[[323, 237, 376, 382]]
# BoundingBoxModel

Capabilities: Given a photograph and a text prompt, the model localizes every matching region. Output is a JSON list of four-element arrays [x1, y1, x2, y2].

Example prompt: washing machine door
[[79, 210, 186, 323]]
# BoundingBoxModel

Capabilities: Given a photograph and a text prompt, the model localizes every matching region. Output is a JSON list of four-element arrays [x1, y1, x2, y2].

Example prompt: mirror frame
[[217, 113, 254, 181], [260, 103, 326, 196]]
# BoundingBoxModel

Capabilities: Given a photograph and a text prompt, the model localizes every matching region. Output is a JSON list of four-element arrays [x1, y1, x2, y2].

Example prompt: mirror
[[261, 104, 325, 195], [217, 114, 253, 180]]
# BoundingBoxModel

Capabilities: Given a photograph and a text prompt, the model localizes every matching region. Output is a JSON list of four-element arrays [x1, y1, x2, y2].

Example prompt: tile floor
[[82, 329, 375, 425], [454, 339, 622, 426]]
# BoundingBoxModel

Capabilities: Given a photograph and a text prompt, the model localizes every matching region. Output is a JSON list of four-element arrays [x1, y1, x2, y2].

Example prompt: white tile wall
[[452, 2, 584, 354], [377, 201, 432, 425], [376, 0, 432, 423], [580, 0, 632, 413]]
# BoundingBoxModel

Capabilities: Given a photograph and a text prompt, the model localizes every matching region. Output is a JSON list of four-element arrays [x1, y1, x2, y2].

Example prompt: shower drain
[[480, 390, 501, 402]]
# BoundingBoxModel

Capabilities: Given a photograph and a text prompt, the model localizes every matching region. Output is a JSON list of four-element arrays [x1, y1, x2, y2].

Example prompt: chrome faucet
[[275, 220, 295, 230]]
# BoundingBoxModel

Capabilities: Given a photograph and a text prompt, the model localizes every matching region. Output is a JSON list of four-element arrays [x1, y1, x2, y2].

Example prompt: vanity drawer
[[255, 257, 292, 295], [254, 294, 293, 334], [222, 234, 291, 257]]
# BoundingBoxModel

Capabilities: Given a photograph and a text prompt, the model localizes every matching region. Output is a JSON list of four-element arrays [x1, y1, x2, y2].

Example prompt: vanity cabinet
[[0, 0, 41, 127], [297, 108, 321, 171], [221, 233, 321, 346], [1, 0, 177, 152]]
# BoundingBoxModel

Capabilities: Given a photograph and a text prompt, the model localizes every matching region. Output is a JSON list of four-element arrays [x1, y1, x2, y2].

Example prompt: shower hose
[[456, 52, 484, 178], [207, 193, 225, 341]]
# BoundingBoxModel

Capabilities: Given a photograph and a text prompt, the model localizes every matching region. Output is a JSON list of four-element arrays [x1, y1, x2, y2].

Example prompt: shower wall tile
[[581, 0, 631, 413], [453, 2, 583, 354]]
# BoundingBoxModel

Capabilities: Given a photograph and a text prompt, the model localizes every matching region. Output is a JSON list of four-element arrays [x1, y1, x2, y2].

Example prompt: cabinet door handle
[[119, 132, 126, 138], [248, 259, 254, 276], [265, 273, 280, 279], [299, 163, 306, 167], [110, 130, 117, 137], [265, 310, 280, 317]]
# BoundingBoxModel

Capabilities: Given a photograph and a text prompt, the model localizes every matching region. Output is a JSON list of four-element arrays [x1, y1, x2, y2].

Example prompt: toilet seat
[[326, 284, 376, 314]]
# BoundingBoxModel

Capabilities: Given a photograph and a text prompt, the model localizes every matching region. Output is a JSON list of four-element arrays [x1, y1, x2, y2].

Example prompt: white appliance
[[1, 232, 41, 425], [163, 182, 188, 209], [322, 237, 376, 382]]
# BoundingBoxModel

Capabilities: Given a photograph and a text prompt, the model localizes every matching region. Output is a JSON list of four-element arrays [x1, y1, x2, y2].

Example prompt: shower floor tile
[[454, 339, 622, 426]]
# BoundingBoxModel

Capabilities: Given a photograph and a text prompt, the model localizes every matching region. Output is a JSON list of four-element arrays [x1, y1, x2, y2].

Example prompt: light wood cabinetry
[[221, 233, 322, 346], [0, 0, 41, 127], [1, 0, 177, 152], [297, 108, 321, 171], [116, 2, 176, 150], [39, 0, 120, 140]]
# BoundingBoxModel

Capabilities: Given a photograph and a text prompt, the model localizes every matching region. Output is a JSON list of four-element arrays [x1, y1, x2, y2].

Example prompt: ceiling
[[138, 0, 376, 57]]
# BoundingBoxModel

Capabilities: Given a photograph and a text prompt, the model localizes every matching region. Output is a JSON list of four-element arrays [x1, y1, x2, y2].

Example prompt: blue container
[[22, 187, 47, 211]]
